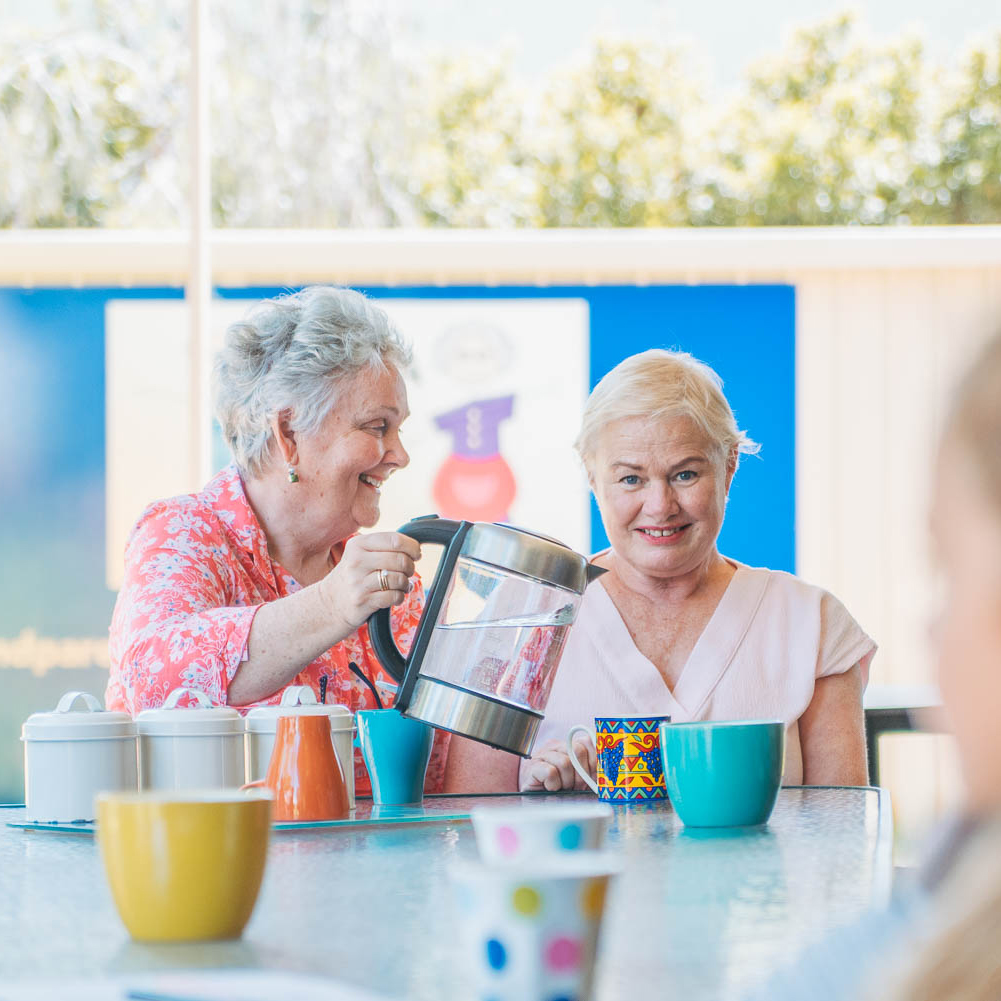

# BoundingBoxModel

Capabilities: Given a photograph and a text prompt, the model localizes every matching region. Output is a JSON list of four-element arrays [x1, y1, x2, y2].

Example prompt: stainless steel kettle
[[367, 515, 605, 757]]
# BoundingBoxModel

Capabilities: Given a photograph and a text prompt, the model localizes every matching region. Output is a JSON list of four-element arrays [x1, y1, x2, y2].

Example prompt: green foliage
[[696, 14, 938, 225], [403, 52, 537, 227], [1, 7, 1000, 228], [929, 36, 1001, 223], [0, 37, 171, 226], [530, 38, 702, 227], [0, 3, 185, 227]]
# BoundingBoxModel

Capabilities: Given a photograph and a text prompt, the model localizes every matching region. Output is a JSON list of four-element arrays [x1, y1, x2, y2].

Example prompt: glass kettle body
[[367, 516, 604, 757]]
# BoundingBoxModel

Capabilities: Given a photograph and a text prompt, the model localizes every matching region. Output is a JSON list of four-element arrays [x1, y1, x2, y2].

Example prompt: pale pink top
[[524, 560, 876, 788]]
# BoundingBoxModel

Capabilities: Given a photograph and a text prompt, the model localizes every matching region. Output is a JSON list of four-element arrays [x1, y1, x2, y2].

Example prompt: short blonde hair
[[575, 349, 759, 469], [947, 331, 1001, 512]]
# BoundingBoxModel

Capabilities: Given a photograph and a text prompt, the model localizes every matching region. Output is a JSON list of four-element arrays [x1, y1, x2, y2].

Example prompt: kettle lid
[[461, 522, 602, 593]]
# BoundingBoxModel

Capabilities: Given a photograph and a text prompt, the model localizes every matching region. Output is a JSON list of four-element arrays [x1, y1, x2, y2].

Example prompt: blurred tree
[[929, 35, 1001, 223], [1, 6, 1000, 228], [695, 13, 940, 226], [405, 51, 538, 227], [530, 37, 703, 226], [211, 0, 419, 227], [0, 1, 185, 227]]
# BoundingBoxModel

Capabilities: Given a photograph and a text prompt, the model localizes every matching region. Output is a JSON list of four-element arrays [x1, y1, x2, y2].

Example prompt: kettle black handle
[[366, 516, 465, 683]]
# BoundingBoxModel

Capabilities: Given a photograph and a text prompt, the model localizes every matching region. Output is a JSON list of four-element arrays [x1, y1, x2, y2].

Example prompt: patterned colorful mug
[[567, 716, 671, 801]]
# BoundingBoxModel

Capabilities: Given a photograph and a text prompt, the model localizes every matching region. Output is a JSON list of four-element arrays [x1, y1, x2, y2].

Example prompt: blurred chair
[[864, 684, 946, 786]]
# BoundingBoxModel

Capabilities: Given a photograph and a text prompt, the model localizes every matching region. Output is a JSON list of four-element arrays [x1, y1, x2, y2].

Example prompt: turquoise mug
[[355, 709, 434, 806], [659, 720, 785, 827]]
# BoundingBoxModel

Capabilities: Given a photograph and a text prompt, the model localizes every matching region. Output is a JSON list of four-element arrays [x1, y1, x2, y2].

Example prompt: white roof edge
[[1, 226, 1000, 286]]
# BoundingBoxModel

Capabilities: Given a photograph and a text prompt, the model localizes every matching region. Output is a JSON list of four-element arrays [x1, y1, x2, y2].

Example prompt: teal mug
[[355, 709, 434, 806], [659, 720, 785, 828]]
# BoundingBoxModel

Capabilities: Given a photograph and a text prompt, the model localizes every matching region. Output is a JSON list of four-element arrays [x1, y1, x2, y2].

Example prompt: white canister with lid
[[137, 687, 245, 791], [21, 691, 138, 823], [245, 685, 356, 808]]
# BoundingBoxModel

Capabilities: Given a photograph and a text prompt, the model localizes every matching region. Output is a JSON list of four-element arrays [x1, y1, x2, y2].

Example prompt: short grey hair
[[213, 286, 411, 477], [575, 348, 760, 470]]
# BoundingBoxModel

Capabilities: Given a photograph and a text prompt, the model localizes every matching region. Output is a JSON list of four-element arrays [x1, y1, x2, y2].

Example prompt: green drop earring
[[287, 465, 300, 484]]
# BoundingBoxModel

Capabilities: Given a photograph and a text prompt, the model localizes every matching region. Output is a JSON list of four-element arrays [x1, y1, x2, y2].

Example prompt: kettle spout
[[585, 563, 608, 585]]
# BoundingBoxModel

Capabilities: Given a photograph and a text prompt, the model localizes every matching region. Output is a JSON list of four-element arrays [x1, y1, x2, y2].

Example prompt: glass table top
[[0, 787, 892, 1000], [6, 795, 479, 834]]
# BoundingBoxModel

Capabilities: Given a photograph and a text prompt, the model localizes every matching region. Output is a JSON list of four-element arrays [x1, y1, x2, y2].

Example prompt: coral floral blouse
[[107, 464, 450, 796]]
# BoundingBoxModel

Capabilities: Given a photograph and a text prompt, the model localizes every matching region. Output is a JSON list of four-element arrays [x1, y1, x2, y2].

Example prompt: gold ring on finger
[[378, 569, 391, 592]]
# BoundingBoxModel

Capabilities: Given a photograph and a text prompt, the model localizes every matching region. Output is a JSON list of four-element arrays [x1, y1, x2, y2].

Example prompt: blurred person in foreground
[[106, 285, 449, 795], [445, 349, 873, 793], [742, 331, 1001, 1001]]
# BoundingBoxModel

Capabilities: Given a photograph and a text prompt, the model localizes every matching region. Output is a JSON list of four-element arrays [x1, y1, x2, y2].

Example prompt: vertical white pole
[[188, 0, 214, 488]]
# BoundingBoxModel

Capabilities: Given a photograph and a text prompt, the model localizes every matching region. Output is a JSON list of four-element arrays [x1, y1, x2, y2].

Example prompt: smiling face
[[590, 415, 735, 581], [291, 364, 410, 542], [929, 437, 1001, 810]]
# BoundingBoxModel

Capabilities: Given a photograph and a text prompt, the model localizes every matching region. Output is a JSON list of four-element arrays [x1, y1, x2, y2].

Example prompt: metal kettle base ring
[[405, 678, 542, 758]]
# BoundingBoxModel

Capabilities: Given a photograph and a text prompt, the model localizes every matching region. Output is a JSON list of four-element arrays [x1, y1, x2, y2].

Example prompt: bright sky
[[5, 0, 999, 91], [402, 0, 1001, 88]]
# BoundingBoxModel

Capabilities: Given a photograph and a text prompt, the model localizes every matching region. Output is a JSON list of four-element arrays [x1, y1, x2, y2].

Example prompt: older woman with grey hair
[[107, 285, 450, 796], [445, 348, 872, 793]]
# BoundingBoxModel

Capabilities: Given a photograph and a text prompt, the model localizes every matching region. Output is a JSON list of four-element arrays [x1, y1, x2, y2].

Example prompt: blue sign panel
[[224, 284, 796, 570]]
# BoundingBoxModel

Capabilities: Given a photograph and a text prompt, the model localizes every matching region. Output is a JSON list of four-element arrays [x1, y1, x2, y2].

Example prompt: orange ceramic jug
[[245, 714, 349, 821]]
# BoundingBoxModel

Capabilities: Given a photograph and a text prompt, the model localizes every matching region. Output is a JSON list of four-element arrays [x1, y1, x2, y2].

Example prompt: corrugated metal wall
[[797, 268, 1001, 687]]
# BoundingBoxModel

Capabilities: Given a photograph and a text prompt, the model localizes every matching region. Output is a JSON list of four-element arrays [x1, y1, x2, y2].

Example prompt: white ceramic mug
[[471, 802, 613, 864], [451, 853, 621, 1001], [22, 691, 138, 823]]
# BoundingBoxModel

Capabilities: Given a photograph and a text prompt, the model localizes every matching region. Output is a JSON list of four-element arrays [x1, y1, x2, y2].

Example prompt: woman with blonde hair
[[445, 348, 874, 792], [875, 330, 1001, 1001], [740, 330, 1001, 1001]]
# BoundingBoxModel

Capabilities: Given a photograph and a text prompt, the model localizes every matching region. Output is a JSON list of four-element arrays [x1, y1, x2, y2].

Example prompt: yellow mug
[[96, 789, 272, 942]]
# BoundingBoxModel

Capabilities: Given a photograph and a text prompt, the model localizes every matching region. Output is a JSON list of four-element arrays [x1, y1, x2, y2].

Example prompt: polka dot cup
[[450, 853, 620, 1001], [470, 802, 613, 865]]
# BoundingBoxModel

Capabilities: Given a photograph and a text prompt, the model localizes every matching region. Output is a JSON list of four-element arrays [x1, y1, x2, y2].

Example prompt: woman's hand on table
[[321, 532, 421, 634], [521, 735, 597, 792]]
